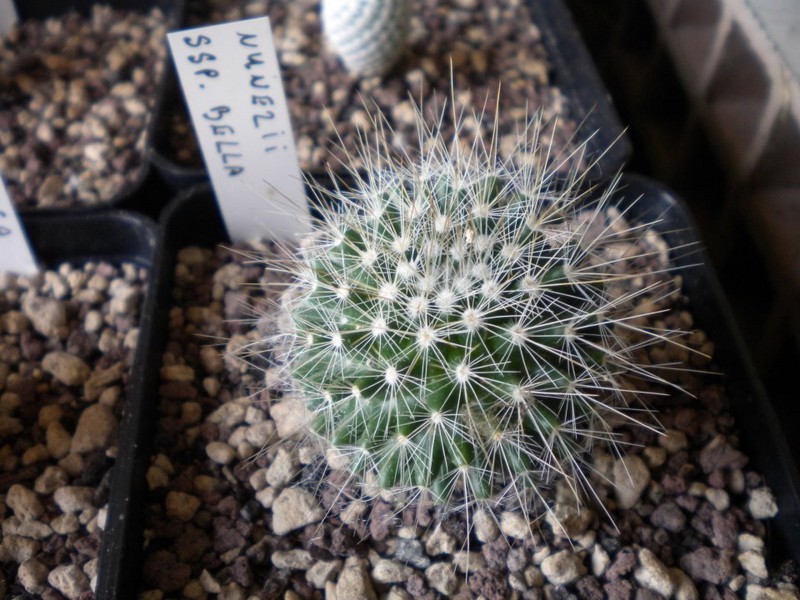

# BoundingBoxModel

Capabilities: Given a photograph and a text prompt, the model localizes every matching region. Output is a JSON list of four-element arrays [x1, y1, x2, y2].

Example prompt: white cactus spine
[[263, 100, 695, 517]]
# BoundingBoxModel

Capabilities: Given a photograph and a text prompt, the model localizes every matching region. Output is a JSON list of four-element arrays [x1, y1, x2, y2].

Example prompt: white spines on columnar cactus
[[270, 105, 687, 515], [321, 0, 409, 78]]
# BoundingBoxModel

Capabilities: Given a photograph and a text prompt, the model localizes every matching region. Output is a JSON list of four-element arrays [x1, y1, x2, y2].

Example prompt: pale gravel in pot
[[164, 0, 577, 174], [137, 228, 798, 599], [0, 6, 167, 209], [0, 260, 148, 598]]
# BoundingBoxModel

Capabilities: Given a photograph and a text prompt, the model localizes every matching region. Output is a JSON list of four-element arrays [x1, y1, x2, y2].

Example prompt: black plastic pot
[[528, 0, 632, 180], [616, 175, 800, 562], [15, 210, 158, 599], [5, 0, 183, 215], [87, 186, 226, 600], [149, 0, 631, 192], [22, 211, 157, 267], [13, 0, 176, 18], [149, 73, 211, 192], [102, 174, 800, 600]]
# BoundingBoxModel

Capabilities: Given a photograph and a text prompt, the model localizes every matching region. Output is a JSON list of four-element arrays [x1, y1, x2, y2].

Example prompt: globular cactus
[[273, 107, 681, 512], [321, 0, 409, 78]]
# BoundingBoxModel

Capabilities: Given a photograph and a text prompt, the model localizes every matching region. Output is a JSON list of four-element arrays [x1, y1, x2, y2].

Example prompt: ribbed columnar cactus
[[275, 108, 680, 510], [321, 0, 409, 78]]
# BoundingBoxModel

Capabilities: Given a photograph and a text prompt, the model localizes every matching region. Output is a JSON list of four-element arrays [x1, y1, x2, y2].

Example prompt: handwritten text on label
[[168, 18, 310, 242]]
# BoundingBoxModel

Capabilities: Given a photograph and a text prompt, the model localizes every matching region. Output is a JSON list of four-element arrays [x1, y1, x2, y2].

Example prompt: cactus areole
[[278, 110, 675, 509]]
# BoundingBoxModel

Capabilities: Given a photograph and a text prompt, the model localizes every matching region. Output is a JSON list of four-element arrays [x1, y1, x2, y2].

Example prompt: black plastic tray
[[617, 175, 800, 562], [13, 0, 176, 18], [89, 186, 226, 600], [150, 0, 631, 191], [15, 210, 159, 600], [8, 0, 183, 215], [149, 73, 211, 192], [528, 0, 632, 180], [104, 174, 800, 600], [23, 211, 157, 267]]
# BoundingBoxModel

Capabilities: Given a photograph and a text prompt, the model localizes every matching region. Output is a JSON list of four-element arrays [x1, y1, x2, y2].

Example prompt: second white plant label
[[0, 177, 39, 276], [168, 17, 310, 242], [0, 0, 18, 36]]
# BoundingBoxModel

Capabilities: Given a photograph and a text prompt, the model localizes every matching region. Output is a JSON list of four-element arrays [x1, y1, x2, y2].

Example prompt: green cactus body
[[278, 111, 675, 508]]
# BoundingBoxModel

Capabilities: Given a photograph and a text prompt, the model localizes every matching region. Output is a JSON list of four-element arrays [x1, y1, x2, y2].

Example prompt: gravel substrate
[[0, 260, 148, 598], [138, 233, 799, 600], [162, 0, 578, 173], [0, 6, 167, 209]]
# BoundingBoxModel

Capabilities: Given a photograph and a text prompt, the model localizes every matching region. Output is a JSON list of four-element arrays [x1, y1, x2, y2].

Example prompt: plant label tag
[[0, 176, 39, 276], [168, 17, 310, 242], [0, 0, 18, 35]]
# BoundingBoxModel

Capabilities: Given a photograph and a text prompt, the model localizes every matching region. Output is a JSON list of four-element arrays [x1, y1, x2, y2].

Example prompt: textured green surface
[[280, 113, 676, 507]]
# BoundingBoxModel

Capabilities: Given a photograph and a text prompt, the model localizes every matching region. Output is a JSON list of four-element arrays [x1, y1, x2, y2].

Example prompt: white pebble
[[51, 513, 80, 535], [206, 401, 246, 428], [425, 562, 459, 595], [54, 486, 94, 513], [206, 441, 235, 465], [658, 430, 689, 453], [670, 567, 699, 600], [540, 550, 586, 585], [634, 548, 675, 597], [739, 551, 768, 578], [371, 559, 414, 584], [165, 491, 201, 522], [272, 549, 315, 570], [18, 558, 48, 594], [500, 511, 530, 540], [452, 551, 486, 573], [425, 525, 457, 556], [266, 448, 298, 488], [34, 466, 69, 495], [738, 533, 765, 554], [244, 406, 266, 424], [306, 560, 342, 589], [591, 544, 610, 577], [6, 484, 44, 521], [705, 487, 730, 511], [256, 487, 276, 509], [16, 520, 53, 540], [744, 584, 797, 600], [271, 488, 324, 535], [613, 454, 650, 509], [42, 351, 90, 386], [269, 397, 311, 437], [748, 488, 779, 519], [48, 564, 90, 599]]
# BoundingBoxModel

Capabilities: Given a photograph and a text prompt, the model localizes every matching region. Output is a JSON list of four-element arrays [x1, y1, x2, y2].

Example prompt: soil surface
[[137, 233, 799, 599]]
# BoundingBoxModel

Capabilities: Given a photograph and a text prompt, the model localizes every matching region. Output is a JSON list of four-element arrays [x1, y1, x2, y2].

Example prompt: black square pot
[[2, 0, 183, 215], [2, 210, 158, 599]]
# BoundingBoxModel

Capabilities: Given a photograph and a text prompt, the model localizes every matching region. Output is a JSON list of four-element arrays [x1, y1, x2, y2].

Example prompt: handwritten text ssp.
[[179, 30, 290, 177], [168, 18, 308, 240]]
